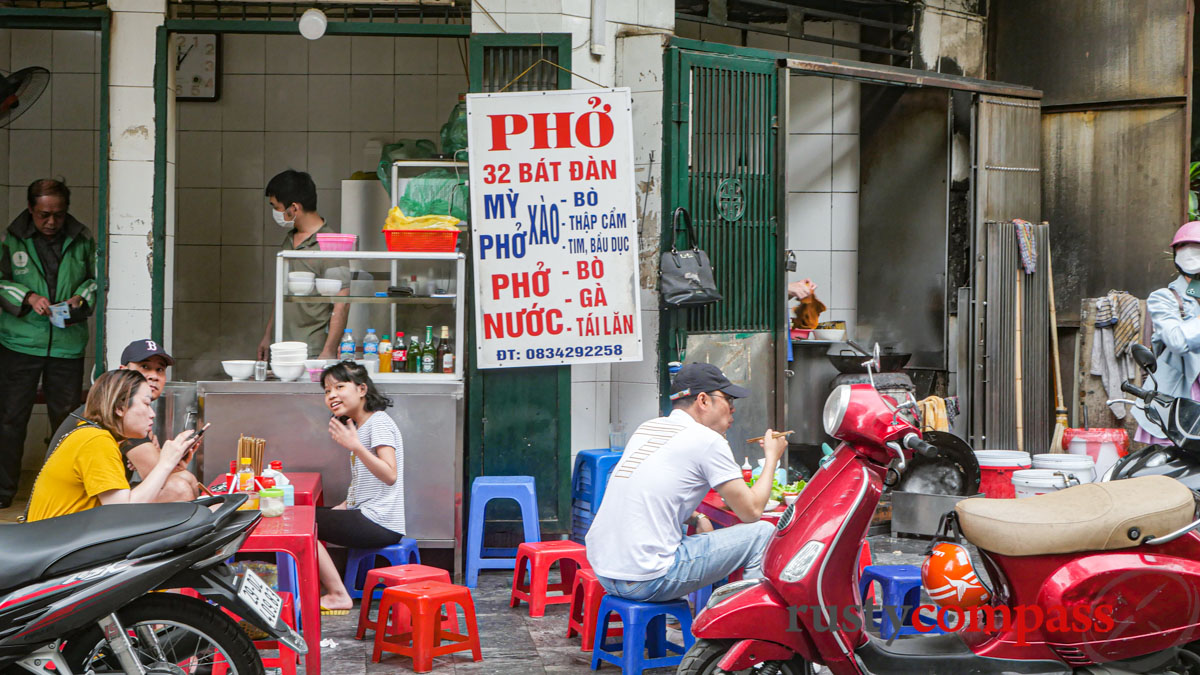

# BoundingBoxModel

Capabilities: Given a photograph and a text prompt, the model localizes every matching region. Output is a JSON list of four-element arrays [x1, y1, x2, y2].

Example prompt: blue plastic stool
[[341, 539, 421, 600], [858, 565, 943, 638], [275, 553, 302, 628], [590, 596, 694, 674], [687, 584, 712, 616], [466, 476, 540, 588], [570, 450, 622, 543]]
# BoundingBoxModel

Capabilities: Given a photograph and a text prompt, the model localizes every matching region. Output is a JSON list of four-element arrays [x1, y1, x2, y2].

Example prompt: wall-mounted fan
[[0, 67, 50, 129]]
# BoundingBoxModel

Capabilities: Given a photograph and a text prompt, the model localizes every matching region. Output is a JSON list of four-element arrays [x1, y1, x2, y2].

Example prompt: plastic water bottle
[[338, 328, 356, 361], [363, 329, 380, 365]]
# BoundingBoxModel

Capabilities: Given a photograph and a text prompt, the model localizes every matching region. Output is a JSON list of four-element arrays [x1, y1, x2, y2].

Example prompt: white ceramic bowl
[[287, 271, 316, 280], [222, 360, 256, 380], [271, 341, 308, 350], [315, 278, 342, 296], [273, 362, 306, 382], [270, 347, 307, 356], [784, 494, 800, 507], [271, 358, 306, 367], [287, 279, 314, 296], [305, 359, 327, 370], [765, 499, 780, 511], [813, 329, 846, 341]]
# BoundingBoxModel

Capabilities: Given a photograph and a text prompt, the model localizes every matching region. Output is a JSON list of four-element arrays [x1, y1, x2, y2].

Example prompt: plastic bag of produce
[[384, 206, 460, 231], [376, 138, 437, 196], [398, 168, 469, 221]]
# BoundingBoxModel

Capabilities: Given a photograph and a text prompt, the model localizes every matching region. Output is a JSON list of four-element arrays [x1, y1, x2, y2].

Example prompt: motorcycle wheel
[[678, 638, 814, 675], [61, 593, 265, 675]]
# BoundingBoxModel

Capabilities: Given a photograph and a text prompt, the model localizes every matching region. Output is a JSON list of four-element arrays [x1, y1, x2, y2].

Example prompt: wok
[[827, 349, 912, 374], [895, 431, 981, 497]]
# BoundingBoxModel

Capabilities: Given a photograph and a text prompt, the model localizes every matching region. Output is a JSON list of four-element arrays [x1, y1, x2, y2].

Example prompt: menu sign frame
[[467, 88, 643, 369]]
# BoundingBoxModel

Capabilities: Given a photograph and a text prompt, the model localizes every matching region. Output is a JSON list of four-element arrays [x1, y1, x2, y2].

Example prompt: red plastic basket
[[383, 229, 460, 253]]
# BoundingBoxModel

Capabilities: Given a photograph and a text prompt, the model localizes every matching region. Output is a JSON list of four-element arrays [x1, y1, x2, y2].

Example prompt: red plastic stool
[[355, 564, 453, 640], [373, 581, 483, 673], [214, 592, 297, 675], [509, 540, 591, 617], [566, 568, 622, 651]]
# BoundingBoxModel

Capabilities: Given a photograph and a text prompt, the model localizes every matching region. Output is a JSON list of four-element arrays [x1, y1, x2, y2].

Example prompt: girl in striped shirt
[[314, 361, 406, 613]]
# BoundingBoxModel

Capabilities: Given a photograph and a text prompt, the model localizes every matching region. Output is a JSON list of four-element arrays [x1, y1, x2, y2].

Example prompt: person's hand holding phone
[[159, 429, 197, 471]]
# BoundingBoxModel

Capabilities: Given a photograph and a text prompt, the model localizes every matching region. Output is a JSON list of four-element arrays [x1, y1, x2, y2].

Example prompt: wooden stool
[[373, 581, 482, 673], [355, 564, 453, 641], [509, 540, 590, 617]]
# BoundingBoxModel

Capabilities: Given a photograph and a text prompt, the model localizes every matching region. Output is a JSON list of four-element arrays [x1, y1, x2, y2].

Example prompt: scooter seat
[[955, 475, 1194, 556], [0, 502, 214, 592]]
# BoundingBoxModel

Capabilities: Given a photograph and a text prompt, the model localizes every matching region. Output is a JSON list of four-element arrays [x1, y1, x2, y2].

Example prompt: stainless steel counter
[[195, 380, 463, 553]]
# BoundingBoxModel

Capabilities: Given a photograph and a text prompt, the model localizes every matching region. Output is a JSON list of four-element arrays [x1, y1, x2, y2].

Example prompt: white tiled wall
[[0, 28, 103, 467], [172, 33, 468, 380]]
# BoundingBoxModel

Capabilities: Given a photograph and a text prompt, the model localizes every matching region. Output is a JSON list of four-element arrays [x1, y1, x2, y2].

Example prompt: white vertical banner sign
[[467, 88, 642, 369]]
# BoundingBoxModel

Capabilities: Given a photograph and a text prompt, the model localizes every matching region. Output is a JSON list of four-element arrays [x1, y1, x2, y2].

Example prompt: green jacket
[[0, 212, 97, 359]]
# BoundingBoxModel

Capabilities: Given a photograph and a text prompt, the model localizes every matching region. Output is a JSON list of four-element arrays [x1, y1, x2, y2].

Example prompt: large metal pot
[[827, 348, 912, 374]]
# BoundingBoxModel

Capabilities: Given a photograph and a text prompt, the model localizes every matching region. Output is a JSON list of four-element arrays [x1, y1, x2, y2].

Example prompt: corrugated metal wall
[[973, 94, 1047, 450], [984, 223, 1052, 451]]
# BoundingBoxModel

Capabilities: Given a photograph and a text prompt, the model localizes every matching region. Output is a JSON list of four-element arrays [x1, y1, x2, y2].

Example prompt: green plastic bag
[[440, 99, 468, 159], [398, 169, 470, 222], [376, 139, 437, 196]]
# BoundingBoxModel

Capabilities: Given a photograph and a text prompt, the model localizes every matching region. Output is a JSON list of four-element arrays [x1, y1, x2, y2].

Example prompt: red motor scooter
[[685, 366, 1200, 674]]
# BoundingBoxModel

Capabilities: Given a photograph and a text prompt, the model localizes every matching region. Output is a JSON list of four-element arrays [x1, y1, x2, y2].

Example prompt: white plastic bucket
[[975, 450, 1033, 468], [1012, 469, 1073, 498], [1031, 454, 1096, 484]]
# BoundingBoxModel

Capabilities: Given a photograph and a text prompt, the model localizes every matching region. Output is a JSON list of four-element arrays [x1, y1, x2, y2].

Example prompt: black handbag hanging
[[660, 207, 723, 306]]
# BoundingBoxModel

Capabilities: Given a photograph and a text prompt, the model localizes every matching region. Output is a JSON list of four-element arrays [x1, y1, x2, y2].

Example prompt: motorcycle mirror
[[1131, 343, 1157, 373]]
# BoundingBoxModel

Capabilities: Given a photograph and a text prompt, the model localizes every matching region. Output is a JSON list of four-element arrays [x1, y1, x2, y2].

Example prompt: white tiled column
[[104, 0, 166, 366]]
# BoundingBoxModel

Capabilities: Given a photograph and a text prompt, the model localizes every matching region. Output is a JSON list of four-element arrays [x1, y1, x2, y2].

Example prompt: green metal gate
[[467, 33, 574, 536], [661, 43, 781, 402]]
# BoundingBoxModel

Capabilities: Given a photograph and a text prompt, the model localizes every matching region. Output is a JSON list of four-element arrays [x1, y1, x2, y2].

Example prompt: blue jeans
[[596, 521, 775, 603]]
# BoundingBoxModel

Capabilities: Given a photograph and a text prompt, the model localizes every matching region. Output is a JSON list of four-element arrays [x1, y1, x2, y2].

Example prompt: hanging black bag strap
[[671, 207, 700, 253], [19, 413, 101, 523]]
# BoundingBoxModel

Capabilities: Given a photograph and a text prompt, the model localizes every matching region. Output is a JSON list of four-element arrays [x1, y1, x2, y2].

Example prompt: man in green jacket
[[0, 179, 97, 508]]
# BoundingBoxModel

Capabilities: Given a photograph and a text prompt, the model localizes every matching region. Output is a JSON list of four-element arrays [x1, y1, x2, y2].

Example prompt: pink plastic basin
[[315, 233, 357, 251]]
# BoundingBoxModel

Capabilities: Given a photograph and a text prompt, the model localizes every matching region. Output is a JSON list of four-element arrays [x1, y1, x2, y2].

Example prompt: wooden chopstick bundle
[[236, 434, 267, 476], [745, 430, 795, 444]]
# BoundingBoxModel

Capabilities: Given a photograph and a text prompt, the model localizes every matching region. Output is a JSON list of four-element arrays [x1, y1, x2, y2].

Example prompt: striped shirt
[[346, 412, 405, 535]]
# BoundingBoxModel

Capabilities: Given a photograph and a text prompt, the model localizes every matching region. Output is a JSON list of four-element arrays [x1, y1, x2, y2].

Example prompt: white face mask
[[1177, 244, 1200, 275], [272, 207, 294, 229]]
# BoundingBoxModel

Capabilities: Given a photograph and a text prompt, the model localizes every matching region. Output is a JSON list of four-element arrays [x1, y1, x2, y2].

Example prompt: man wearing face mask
[[259, 170, 350, 360], [1132, 222, 1200, 445]]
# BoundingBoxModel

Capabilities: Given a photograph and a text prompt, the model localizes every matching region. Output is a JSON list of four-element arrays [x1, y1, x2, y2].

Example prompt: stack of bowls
[[287, 271, 316, 296], [270, 341, 308, 381]]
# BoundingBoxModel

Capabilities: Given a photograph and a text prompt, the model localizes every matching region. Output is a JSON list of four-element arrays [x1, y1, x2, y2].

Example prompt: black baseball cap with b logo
[[669, 362, 749, 401], [120, 339, 175, 366]]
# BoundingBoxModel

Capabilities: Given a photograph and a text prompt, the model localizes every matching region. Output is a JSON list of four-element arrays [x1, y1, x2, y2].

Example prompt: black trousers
[[315, 506, 403, 549], [0, 346, 85, 503]]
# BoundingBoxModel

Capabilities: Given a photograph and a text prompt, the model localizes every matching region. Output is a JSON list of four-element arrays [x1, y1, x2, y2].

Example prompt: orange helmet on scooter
[[922, 542, 992, 608]]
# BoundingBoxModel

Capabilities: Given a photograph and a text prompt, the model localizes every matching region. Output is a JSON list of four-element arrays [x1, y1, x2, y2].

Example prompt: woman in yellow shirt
[[26, 369, 197, 521]]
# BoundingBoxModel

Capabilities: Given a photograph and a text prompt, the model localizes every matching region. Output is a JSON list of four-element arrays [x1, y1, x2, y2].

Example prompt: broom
[[1047, 235, 1069, 452]]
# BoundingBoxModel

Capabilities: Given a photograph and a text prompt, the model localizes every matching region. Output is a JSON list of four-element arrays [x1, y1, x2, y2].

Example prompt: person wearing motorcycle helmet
[[1131, 221, 1200, 445]]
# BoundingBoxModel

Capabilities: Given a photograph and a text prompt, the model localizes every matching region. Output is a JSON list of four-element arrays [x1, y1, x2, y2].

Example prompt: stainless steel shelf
[[283, 295, 456, 304]]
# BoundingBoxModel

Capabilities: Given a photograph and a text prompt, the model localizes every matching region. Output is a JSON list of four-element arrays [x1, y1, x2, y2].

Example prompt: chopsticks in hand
[[746, 430, 795, 444]]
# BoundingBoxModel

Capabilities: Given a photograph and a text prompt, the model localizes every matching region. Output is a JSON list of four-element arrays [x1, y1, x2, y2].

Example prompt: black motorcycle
[[1104, 343, 1200, 488], [0, 493, 304, 675]]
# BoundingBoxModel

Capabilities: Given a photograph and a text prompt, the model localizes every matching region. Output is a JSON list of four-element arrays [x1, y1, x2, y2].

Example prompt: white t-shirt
[[585, 409, 743, 580], [347, 412, 406, 535]]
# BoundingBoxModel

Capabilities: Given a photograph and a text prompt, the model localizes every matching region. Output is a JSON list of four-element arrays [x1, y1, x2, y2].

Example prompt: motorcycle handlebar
[[1121, 381, 1152, 401], [903, 433, 938, 458]]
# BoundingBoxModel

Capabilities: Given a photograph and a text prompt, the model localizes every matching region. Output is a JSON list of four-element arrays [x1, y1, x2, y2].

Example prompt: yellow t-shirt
[[27, 425, 130, 522]]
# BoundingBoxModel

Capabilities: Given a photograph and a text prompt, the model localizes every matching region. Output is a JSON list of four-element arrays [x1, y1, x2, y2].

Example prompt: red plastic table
[[207, 472, 323, 506], [240, 505, 321, 675]]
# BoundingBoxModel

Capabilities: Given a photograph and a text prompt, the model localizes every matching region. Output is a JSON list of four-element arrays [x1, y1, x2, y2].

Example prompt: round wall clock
[[174, 33, 221, 102]]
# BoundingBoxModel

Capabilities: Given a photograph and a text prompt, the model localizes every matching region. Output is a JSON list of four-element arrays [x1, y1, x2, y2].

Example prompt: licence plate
[[237, 568, 282, 626]]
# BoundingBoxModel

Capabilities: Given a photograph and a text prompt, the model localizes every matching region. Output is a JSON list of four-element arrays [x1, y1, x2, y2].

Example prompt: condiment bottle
[[225, 460, 237, 492], [237, 457, 255, 492], [742, 457, 753, 483], [259, 488, 286, 517]]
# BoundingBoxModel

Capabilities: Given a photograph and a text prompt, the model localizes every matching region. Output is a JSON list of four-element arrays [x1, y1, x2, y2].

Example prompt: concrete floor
[[314, 535, 932, 674]]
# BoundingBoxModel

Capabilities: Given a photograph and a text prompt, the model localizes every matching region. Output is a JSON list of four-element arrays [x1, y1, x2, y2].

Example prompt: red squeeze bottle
[[741, 457, 753, 483], [225, 460, 237, 493]]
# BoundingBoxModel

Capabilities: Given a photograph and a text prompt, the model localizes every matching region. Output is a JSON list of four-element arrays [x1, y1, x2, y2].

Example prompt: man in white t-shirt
[[585, 363, 786, 602]]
